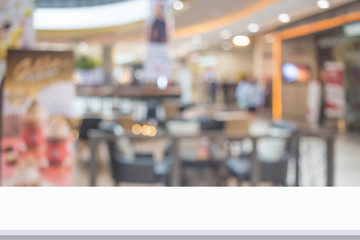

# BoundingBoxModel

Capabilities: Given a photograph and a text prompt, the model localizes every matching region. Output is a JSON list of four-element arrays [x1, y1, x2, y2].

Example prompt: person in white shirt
[[178, 60, 193, 107], [307, 78, 321, 127]]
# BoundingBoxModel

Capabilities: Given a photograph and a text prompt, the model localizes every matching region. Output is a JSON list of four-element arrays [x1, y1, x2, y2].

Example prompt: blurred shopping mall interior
[[1, 0, 360, 187]]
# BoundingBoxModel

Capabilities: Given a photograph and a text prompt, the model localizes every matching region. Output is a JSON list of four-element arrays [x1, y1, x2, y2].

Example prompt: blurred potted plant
[[75, 55, 106, 86]]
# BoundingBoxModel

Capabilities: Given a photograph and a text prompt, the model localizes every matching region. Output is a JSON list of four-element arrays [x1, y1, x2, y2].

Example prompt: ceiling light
[[317, 0, 330, 9], [173, 0, 184, 11], [232, 35, 250, 47], [278, 13, 291, 23], [220, 29, 232, 40], [221, 41, 232, 51], [247, 23, 260, 33]]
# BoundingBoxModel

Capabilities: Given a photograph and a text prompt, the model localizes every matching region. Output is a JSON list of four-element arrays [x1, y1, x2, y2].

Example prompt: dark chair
[[259, 121, 297, 185], [226, 138, 290, 186], [182, 160, 225, 186], [101, 122, 172, 186], [180, 138, 227, 186], [178, 117, 225, 186], [226, 156, 251, 184], [78, 117, 102, 140], [147, 99, 158, 121], [199, 117, 224, 131], [259, 148, 290, 186], [77, 117, 102, 165], [226, 121, 297, 186]]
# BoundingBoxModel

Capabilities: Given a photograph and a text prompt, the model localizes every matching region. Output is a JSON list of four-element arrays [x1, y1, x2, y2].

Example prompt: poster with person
[[1, 49, 75, 186], [144, 0, 173, 83]]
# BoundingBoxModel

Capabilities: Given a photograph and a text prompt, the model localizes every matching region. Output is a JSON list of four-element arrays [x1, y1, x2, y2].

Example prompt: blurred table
[[87, 122, 338, 187], [87, 129, 259, 187]]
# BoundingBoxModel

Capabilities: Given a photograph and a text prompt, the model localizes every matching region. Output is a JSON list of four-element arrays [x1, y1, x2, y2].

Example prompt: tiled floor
[[335, 134, 360, 186]]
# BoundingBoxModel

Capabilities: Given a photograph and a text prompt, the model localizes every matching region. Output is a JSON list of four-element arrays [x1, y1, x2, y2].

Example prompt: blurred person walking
[[203, 68, 217, 104], [235, 75, 264, 112], [263, 76, 272, 111], [209, 80, 217, 104], [222, 79, 229, 105]]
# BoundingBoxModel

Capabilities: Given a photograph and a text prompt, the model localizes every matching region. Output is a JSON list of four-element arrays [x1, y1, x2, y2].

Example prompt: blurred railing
[[87, 128, 335, 187], [293, 129, 335, 186]]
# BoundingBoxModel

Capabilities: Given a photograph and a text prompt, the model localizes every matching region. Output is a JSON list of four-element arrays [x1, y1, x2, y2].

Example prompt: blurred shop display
[[0, 0, 35, 78], [316, 24, 360, 132], [323, 62, 345, 118], [0, 0, 356, 188], [1, 50, 75, 186]]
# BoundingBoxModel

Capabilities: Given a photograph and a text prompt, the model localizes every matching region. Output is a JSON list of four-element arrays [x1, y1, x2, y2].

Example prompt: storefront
[[273, 2, 360, 133], [316, 23, 360, 132]]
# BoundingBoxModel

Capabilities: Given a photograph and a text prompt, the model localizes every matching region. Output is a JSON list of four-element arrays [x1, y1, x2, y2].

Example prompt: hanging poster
[[143, 0, 173, 83], [0, 0, 35, 78], [324, 61, 345, 118], [1, 49, 75, 186]]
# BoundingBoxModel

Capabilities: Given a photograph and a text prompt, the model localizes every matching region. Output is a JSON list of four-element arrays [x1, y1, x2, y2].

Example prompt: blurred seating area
[[2, 0, 360, 187], [74, 98, 335, 187]]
